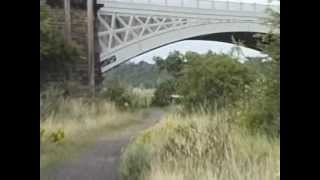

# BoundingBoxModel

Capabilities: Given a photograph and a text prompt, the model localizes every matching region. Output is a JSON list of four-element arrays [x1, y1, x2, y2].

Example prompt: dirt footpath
[[41, 108, 165, 180]]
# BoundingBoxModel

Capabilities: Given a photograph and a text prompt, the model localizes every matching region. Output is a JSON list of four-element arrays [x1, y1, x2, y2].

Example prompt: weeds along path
[[41, 107, 166, 180]]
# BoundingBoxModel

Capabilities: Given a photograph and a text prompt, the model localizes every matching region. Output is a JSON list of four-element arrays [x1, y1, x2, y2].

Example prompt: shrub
[[154, 51, 186, 79], [100, 81, 156, 109], [40, 128, 46, 143], [239, 9, 280, 137], [40, 4, 81, 86], [177, 53, 255, 111], [119, 111, 279, 180], [239, 59, 279, 137], [236, 77, 280, 137], [151, 80, 176, 107], [160, 118, 232, 169], [129, 88, 154, 108], [119, 143, 153, 180], [40, 84, 66, 120], [99, 82, 133, 110], [49, 128, 65, 143]]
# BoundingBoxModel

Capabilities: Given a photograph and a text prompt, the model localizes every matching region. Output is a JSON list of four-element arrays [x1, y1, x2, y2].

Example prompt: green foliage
[[239, 9, 280, 136], [49, 129, 65, 144], [153, 51, 256, 111], [258, 34, 279, 63], [151, 42, 279, 136], [151, 80, 176, 107], [40, 81, 89, 120], [100, 80, 155, 109], [160, 120, 231, 169], [239, 67, 279, 136], [99, 82, 132, 110], [154, 51, 186, 78], [40, 84, 66, 120], [46, 0, 86, 9], [103, 61, 172, 89], [256, 9, 280, 63], [150, 51, 185, 107], [119, 112, 279, 180], [40, 5, 79, 63], [128, 88, 154, 108], [46, 0, 64, 8], [40, 128, 46, 143], [235, 76, 279, 136], [178, 53, 255, 111], [40, 4, 81, 85], [119, 143, 152, 180], [152, 44, 279, 136]]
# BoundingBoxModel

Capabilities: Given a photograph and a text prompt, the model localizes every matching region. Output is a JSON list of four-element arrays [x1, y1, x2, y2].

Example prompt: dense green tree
[[151, 51, 186, 106], [177, 53, 255, 111], [40, 4, 80, 86], [151, 80, 176, 107], [239, 9, 280, 136], [153, 51, 186, 78], [103, 61, 172, 89]]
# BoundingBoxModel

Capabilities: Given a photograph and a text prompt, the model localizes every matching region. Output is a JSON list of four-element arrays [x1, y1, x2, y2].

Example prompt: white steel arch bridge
[[96, 0, 280, 73]]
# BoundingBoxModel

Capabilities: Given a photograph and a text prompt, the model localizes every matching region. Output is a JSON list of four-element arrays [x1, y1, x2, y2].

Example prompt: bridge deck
[[97, 0, 279, 13]]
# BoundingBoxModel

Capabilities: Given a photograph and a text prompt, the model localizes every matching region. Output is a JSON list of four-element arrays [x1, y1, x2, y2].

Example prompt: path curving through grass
[[41, 108, 166, 180]]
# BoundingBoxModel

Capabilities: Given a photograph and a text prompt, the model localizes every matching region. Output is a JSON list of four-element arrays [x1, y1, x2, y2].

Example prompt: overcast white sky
[[130, 41, 267, 64], [127, 0, 279, 64], [126, 0, 279, 4]]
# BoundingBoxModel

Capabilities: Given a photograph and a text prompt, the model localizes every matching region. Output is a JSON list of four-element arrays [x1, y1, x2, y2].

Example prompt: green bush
[[129, 88, 154, 108], [239, 106, 279, 137], [160, 120, 231, 169], [151, 80, 176, 107], [40, 4, 81, 86], [40, 128, 46, 143], [100, 81, 155, 110], [119, 143, 152, 180], [237, 76, 280, 137], [154, 51, 186, 79], [40, 84, 66, 120], [99, 82, 133, 110], [152, 49, 279, 136], [240, 16, 280, 136], [177, 53, 255, 111], [119, 112, 279, 180], [49, 128, 65, 143]]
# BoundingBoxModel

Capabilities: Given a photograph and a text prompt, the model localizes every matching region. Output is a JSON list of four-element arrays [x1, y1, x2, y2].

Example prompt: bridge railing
[[98, 0, 279, 13]]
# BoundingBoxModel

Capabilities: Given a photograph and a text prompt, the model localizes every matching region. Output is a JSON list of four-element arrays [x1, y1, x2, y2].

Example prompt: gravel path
[[41, 108, 165, 180]]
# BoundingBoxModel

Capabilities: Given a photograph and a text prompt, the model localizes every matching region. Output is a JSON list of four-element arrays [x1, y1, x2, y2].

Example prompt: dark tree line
[[45, 0, 87, 9], [40, 4, 80, 88]]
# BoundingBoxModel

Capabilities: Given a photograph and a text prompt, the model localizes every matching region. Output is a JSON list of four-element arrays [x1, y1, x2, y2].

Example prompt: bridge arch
[[97, 0, 278, 72]]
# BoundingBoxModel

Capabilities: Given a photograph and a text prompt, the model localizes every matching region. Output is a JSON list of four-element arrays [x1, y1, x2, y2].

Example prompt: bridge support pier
[[88, 0, 105, 96], [87, 0, 95, 96]]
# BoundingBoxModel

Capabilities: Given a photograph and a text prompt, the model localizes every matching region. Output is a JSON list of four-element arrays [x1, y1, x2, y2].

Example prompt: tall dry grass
[[40, 96, 148, 169], [41, 98, 141, 139], [119, 109, 280, 180], [129, 88, 155, 108]]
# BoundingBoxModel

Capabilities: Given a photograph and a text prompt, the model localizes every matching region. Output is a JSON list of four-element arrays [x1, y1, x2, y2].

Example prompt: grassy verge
[[40, 97, 151, 171], [119, 109, 280, 180]]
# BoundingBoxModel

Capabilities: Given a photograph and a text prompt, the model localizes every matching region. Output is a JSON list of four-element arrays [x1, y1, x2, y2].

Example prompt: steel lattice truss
[[96, 0, 279, 72], [97, 12, 228, 65]]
